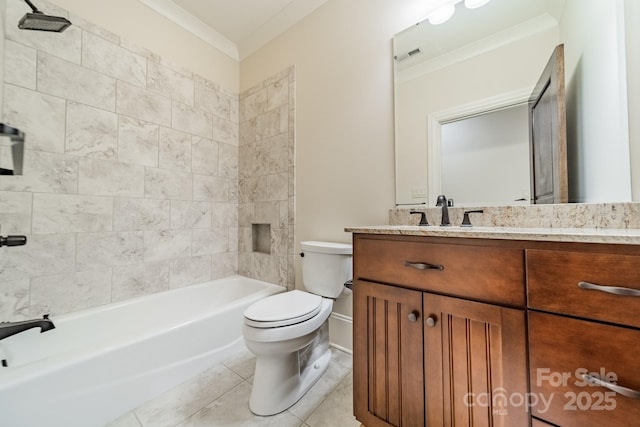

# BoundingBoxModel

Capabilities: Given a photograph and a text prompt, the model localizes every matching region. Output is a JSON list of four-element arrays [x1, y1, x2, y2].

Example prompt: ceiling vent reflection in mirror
[[395, 47, 423, 62]]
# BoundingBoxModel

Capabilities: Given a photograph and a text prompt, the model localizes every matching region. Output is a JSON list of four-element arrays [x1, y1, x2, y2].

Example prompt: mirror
[[394, 0, 634, 206]]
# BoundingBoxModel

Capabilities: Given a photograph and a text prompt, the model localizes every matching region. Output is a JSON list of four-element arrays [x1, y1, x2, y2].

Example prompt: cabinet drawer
[[529, 312, 640, 426], [527, 250, 640, 328], [354, 236, 525, 306]]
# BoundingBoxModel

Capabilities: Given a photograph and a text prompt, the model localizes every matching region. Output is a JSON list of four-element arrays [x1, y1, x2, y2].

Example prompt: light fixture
[[428, 3, 456, 25], [464, 0, 491, 9], [425, 0, 491, 26]]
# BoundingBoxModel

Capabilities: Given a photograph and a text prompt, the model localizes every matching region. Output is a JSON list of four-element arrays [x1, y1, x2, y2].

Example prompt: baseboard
[[329, 342, 352, 355], [329, 312, 353, 353]]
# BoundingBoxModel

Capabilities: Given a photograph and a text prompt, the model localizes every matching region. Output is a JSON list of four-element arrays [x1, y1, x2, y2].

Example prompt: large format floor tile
[[107, 347, 357, 427]]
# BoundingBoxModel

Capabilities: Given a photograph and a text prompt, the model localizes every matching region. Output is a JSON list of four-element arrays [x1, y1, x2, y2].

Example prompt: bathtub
[[0, 275, 284, 427]]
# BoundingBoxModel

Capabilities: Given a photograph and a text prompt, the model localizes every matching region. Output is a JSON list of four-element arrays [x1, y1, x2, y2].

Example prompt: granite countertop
[[345, 225, 640, 245]]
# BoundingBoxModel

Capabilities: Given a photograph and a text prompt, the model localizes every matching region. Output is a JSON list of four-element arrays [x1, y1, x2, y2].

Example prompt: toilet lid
[[244, 290, 323, 328]]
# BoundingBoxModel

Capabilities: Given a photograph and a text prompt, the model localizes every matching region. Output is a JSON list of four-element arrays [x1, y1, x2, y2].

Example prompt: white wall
[[561, 0, 631, 203], [241, 0, 407, 247], [240, 0, 424, 349], [48, 0, 239, 92], [625, 0, 640, 201]]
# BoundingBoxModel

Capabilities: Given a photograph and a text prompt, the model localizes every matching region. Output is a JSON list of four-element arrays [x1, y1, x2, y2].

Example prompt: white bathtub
[[0, 275, 284, 427]]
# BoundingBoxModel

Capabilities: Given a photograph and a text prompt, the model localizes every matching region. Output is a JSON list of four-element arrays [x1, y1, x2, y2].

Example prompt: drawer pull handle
[[404, 261, 444, 271], [408, 311, 419, 322], [578, 281, 640, 297], [582, 373, 640, 399]]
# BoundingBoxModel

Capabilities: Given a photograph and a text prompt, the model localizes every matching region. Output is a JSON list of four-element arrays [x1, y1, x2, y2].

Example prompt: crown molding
[[138, 0, 239, 61], [237, 0, 329, 60]]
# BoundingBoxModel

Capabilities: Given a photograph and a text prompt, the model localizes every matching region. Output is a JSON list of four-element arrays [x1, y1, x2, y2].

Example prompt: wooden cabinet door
[[353, 279, 425, 427], [423, 294, 528, 427]]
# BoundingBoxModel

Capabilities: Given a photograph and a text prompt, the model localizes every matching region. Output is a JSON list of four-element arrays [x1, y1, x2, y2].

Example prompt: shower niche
[[252, 224, 272, 255]]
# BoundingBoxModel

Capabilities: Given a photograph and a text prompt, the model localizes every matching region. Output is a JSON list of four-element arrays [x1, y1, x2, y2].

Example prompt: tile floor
[[106, 347, 360, 427]]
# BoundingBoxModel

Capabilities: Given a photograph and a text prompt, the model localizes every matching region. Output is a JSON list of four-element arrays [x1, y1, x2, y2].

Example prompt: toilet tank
[[301, 241, 352, 298]]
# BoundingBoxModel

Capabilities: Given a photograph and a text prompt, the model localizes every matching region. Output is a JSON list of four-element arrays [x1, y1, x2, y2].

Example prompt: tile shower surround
[[238, 67, 295, 288], [0, 0, 296, 321]]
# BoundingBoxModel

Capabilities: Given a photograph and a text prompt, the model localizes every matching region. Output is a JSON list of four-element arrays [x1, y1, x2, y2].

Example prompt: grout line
[[133, 411, 144, 427]]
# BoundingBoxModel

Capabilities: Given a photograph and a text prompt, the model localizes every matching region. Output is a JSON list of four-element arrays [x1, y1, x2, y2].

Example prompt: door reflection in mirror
[[441, 104, 530, 206]]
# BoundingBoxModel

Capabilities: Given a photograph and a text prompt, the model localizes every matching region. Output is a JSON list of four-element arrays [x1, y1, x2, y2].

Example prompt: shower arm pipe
[[23, 0, 41, 13]]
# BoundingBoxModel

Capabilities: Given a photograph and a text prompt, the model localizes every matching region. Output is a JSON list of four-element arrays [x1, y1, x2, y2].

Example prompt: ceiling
[[139, 0, 565, 64], [139, 0, 329, 61]]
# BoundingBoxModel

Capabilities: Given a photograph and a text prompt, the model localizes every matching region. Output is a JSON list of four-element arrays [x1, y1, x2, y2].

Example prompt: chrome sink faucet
[[436, 195, 451, 227], [0, 315, 55, 341]]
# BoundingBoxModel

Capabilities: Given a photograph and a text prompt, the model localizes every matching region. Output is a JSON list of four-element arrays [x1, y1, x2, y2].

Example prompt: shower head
[[18, 0, 72, 33], [18, 12, 72, 32]]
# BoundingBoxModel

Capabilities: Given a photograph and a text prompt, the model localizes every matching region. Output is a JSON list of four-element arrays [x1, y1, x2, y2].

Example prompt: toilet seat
[[244, 290, 323, 328]]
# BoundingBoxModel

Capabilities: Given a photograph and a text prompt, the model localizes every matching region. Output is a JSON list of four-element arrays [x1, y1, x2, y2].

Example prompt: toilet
[[242, 241, 352, 416]]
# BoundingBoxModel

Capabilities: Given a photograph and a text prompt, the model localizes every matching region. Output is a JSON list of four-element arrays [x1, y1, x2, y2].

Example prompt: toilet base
[[249, 348, 331, 416]]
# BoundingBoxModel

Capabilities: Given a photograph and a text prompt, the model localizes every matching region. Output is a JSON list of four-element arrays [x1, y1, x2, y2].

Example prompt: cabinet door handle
[[582, 373, 640, 399], [404, 261, 444, 271], [408, 311, 419, 322], [578, 281, 640, 297], [426, 316, 437, 327]]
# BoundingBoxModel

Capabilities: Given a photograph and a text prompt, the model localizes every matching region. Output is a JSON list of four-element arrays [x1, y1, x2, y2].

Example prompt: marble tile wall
[[238, 67, 296, 289], [0, 1, 242, 320]]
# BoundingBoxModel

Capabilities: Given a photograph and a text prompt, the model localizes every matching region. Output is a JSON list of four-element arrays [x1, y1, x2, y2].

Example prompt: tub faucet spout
[[0, 314, 55, 341]]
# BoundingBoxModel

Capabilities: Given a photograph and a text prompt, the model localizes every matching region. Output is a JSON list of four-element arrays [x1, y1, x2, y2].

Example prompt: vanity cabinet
[[353, 234, 528, 427], [352, 233, 640, 427]]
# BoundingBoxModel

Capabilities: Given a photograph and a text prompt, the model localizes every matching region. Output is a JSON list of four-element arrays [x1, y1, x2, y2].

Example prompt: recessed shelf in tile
[[252, 223, 271, 254]]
